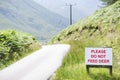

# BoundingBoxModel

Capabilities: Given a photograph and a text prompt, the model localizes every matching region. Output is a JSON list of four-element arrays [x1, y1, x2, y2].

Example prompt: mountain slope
[[0, 0, 69, 42], [51, 1, 120, 43], [50, 1, 120, 79]]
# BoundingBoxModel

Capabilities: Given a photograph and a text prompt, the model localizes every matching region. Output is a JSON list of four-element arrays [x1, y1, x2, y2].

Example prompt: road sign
[[85, 47, 112, 75], [85, 48, 112, 65]]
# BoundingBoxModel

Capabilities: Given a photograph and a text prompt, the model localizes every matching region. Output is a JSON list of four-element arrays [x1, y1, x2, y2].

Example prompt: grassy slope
[[51, 1, 120, 80], [0, 30, 40, 70]]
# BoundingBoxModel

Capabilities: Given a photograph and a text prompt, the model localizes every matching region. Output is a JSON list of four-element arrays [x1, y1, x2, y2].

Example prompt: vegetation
[[101, 0, 119, 6], [0, 30, 40, 69], [50, 1, 120, 80], [52, 40, 120, 80]]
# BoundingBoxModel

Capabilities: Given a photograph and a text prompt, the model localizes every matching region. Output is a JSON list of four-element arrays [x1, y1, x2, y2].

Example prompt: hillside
[[51, 1, 120, 43], [51, 1, 120, 80], [0, 0, 69, 42]]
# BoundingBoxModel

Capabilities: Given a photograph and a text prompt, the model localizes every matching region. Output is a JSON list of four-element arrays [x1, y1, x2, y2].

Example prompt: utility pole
[[66, 3, 76, 25]]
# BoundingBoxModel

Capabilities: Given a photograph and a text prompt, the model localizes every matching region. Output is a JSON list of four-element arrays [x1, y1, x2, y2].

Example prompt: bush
[[0, 30, 40, 69]]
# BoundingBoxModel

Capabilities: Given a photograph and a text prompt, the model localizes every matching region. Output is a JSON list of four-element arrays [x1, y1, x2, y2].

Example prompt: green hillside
[[0, 30, 40, 69], [51, 1, 120, 80], [0, 0, 68, 42]]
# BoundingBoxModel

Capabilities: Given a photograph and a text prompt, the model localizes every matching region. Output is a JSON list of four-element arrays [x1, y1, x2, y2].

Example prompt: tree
[[101, 0, 118, 6]]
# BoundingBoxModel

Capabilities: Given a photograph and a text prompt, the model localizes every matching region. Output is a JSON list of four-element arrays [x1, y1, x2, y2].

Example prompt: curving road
[[0, 44, 70, 80]]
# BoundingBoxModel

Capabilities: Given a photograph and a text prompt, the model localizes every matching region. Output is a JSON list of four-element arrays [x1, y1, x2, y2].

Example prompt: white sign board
[[85, 48, 112, 65]]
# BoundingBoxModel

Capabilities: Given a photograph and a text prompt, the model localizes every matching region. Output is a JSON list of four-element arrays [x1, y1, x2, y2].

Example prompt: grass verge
[[53, 40, 120, 80], [0, 42, 40, 70]]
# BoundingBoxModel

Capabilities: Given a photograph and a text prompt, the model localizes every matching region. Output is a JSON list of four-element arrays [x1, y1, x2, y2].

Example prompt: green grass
[[52, 40, 120, 80], [55, 63, 120, 80], [50, 1, 120, 79]]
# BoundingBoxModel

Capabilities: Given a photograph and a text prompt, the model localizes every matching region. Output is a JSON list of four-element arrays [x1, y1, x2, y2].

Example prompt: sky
[[33, 0, 102, 22]]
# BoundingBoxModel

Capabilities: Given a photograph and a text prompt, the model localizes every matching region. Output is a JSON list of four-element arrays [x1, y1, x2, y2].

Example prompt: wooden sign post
[[85, 48, 112, 75]]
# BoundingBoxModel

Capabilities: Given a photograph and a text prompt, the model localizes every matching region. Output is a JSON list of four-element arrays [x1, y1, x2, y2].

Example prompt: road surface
[[0, 44, 70, 80]]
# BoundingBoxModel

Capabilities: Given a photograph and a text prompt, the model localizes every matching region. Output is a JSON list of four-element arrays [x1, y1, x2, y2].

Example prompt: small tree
[[101, 0, 118, 6]]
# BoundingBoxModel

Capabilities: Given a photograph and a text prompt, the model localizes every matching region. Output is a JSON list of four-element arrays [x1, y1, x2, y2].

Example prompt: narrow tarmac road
[[0, 44, 70, 80]]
